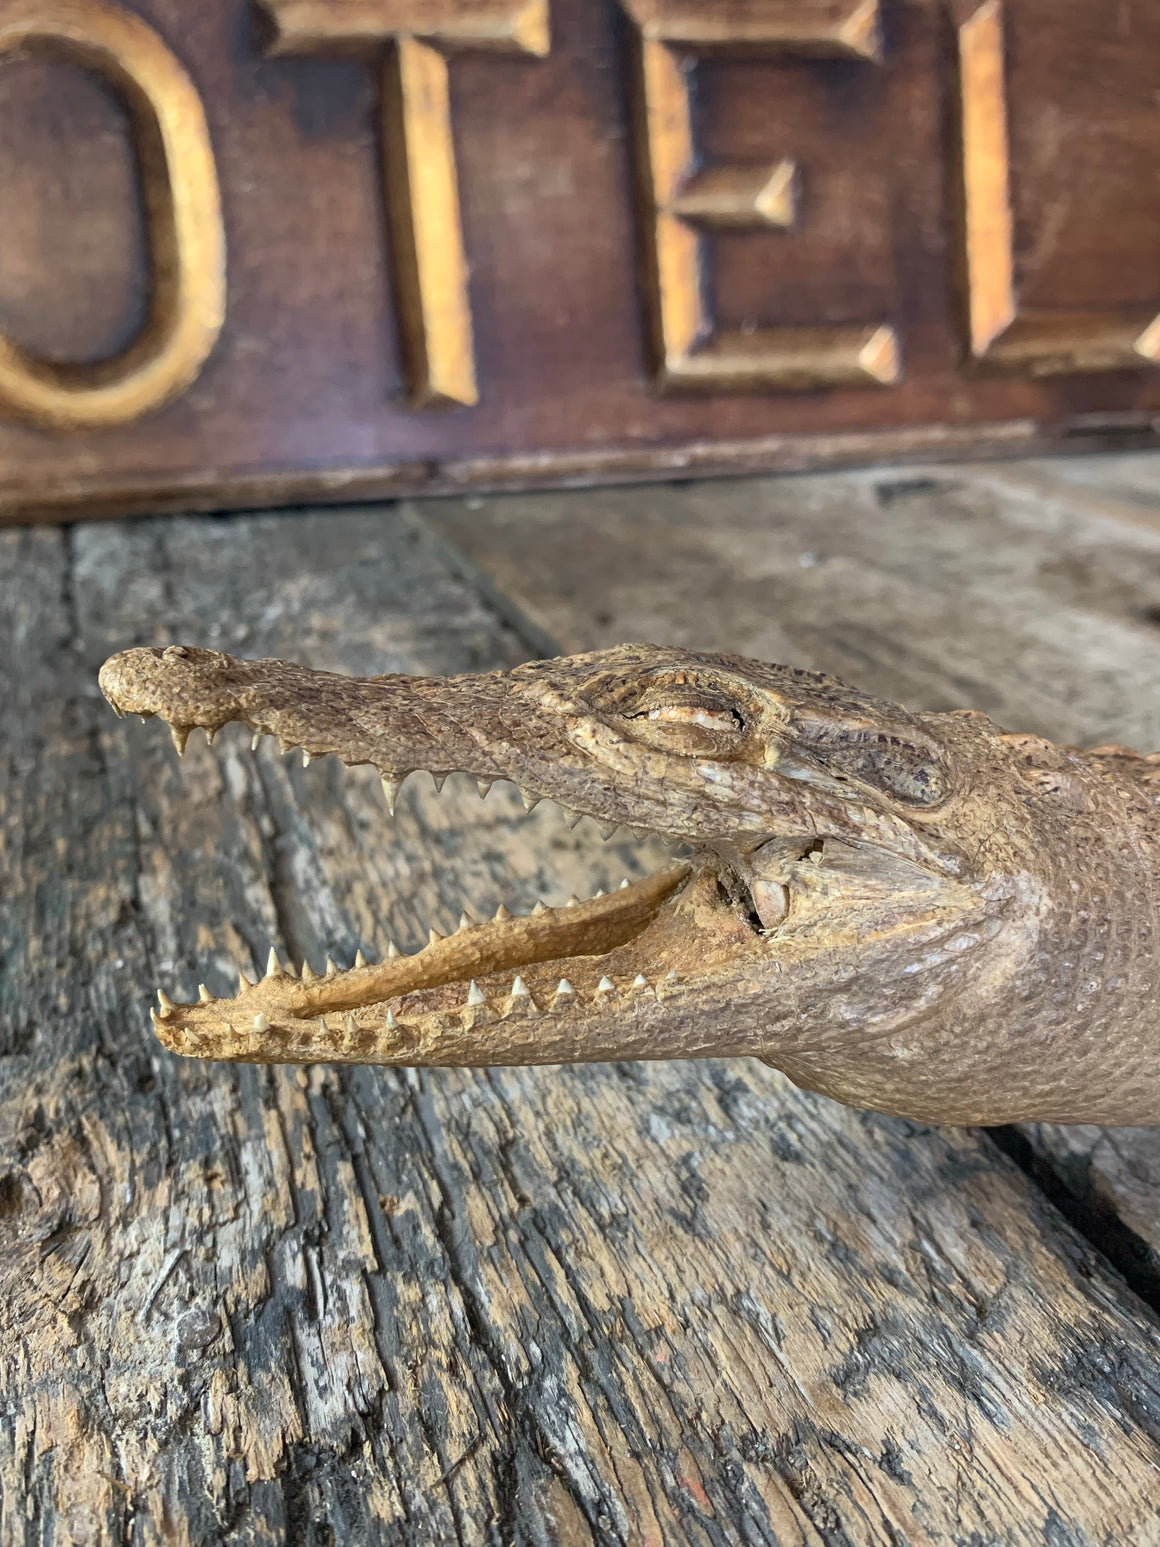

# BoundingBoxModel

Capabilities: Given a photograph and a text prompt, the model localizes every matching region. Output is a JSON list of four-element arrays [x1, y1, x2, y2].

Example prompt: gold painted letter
[[263, 1, 550, 409], [0, 0, 226, 430], [957, 0, 1160, 374], [621, 0, 899, 393]]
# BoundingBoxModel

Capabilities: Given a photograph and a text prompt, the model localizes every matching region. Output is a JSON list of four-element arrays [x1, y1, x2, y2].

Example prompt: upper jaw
[[97, 646, 952, 863]]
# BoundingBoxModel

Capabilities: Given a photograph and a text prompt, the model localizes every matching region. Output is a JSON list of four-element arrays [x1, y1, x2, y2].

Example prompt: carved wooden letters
[[621, 0, 899, 391], [262, 0, 550, 408], [0, 0, 224, 429], [0, 0, 1158, 520], [956, 0, 1160, 375]]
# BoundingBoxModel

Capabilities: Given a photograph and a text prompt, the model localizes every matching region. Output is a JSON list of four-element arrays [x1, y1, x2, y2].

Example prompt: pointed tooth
[[205, 726, 217, 747], [458, 911, 475, 932], [466, 980, 486, 1006], [110, 703, 125, 718], [519, 788, 540, 814], [278, 738, 290, 755], [599, 824, 618, 840], [354, 949, 367, 969], [387, 940, 400, 959], [554, 978, 575, 997], [198, 983, 213, 1003], [476, 779, 493, 800], [511, 975, 530, 997], [565, 895, 580, 908], [156, 990, 175, 1020], [432, 773, 447, 794], [284, 961, 298, 979], [170, 725, 189, 757], [302, 749, 311, 767], [301, 962, 317, 982], [266, 947, 283, 979], [325, 956, 338, 978], [428, 927, 444, 947], [251, 732, 262, 751], [593, 889, 605, 899], [620, 878, 630, 889], [385, 1008, 398, 1030], [344, 1014, 357, 1041], [564, 810, 584, 830], [494, 903, 512, 922], [253, 1013, 269, 1033], [596, 976, 615, 994], [665, 969, 678, 982], [632, 973, 649, 989], [239, 969, 254, 991], [531, 900, 548, 916], [381, 774, 405, 816]]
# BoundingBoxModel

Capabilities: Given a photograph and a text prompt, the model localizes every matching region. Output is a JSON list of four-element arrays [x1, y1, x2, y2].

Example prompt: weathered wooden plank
[[417, 458, 1160, 1295], [7, 504, 1160, 1542]]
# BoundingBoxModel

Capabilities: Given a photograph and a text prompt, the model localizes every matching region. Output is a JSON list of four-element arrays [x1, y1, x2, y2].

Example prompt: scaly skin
[[98, 642, 1160, 1126]]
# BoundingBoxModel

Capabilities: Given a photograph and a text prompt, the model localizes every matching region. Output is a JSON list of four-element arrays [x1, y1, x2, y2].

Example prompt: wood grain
[[0, 0, 1159, 518], [7, 501, 1160, 1540]]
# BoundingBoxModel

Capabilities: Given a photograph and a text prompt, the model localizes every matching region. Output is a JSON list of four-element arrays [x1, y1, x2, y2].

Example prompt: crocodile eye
[[647, 703, 743, 734]]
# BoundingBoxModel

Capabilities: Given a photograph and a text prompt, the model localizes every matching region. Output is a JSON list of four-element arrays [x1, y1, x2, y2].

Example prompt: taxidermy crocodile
[[98, 641, 1160, 1127]]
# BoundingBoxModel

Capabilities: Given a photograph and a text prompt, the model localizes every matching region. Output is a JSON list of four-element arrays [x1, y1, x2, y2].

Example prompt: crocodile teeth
[[254, 1013, 269, 1033], [302, 750, 311, 767], [519, 788, 540, 814], [198, 984, 214, 1002], [599, 824, 618, 840], [531, 900, 548, 915], [554, 979, 575, 999], [301, 962, 317, 982], [476, 779, 493, 799], [157, 990, 175, 1019], [428, 927, 444, 946], [563, 810, 584, 830], [494, 903, 512, 922], [251, 732, 262, 751], [432, 774, 447, 794], [596, 976, 616, 995], [354, 949, 367, 969], [385, 1008, 398, 1029], [466, 980, 487, 1005], [511, 975, 530, 997], [239, 970, 255, 991], [458, 912, 476, 932], [266, 948, 283, 979], [325, 956, 338, 978], [387, 940, 400, 958], [632, 973, 649, 989], [381, 774, 406, 816], [170, 725, 189, 757]]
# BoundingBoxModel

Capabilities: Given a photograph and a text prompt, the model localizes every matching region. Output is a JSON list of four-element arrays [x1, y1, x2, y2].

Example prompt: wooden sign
[[1, 0, 1159, 522]]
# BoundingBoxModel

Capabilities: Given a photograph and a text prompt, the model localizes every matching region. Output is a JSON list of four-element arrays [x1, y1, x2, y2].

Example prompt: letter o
[[0, 0, 226, 429]]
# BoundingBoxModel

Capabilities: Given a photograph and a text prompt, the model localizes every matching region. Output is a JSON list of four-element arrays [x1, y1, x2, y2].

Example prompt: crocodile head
[[99, 642, 1034, 1120]]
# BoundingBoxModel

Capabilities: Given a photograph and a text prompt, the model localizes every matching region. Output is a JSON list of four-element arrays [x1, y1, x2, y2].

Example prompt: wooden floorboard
[[4, 501, 1160, 1543]]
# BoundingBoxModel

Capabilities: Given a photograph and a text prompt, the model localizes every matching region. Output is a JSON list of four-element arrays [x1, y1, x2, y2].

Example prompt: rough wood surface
[[7, 501, 1160, 1542], [417, 453, 1160, 1295]]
